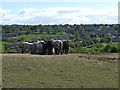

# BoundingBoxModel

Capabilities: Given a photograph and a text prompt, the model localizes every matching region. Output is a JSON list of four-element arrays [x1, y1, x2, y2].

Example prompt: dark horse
[[43, 40, 53, 55], [63, 40, 69, 54]]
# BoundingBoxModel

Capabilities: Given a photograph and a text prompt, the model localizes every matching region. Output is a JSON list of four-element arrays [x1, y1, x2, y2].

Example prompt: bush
[[93, 37, 100, 44], [110, 46, 118, 53], [104, 45, 111, 53], [94, 43, 104, 48], [4, 48, 17, 53], [69, 42, 75, 48], [106, 36, 112, 43], [88, 48, 96, 54], [69, 47, 75, 53]]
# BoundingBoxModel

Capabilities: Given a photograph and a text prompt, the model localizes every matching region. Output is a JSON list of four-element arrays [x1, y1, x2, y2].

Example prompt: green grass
[[2, 54, 118, 88]]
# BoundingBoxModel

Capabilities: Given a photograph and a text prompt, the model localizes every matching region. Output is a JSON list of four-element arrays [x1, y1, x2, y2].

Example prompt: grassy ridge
[[18, 33, 69, 41], [2, 54, 118, 88], [18, 34, 59, 41]]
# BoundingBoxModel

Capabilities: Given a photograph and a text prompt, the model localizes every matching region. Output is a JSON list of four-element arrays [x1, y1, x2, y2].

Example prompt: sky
[[0, 0, 119, 25]]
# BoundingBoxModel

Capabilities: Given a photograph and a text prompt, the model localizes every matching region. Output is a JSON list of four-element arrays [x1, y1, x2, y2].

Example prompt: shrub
[[104, 45, 111, 53], [93, 37, 100, 44], [110, 46, 118, 53], [94, 43, 104, 48], [4, 48, 17, 53], [88, 48, 96, 54], [69, 47, 75, 53]]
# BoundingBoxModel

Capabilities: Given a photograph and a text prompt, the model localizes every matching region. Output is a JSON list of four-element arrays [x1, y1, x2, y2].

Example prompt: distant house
[[2, 37, 9, 41], [20, 31, 27, 35], [5, 43, 21, 52], [112, 35, 119, 42], [112, 36, 115, 39], [2, 37, 20, 42], [2, 33, 19, 37]]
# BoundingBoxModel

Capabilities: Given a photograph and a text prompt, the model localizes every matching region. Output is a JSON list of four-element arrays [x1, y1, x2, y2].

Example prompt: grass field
[[2, 53, 118, 88]]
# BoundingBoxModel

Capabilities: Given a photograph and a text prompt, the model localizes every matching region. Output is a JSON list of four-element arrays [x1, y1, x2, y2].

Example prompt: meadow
[[2, 53, 118, 88]]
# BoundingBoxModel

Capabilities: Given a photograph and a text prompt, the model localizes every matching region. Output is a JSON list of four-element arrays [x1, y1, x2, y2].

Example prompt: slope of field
[[2, 54, 118, 88]]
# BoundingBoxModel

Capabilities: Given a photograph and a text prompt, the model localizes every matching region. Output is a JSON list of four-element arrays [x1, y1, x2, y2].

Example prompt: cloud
[[32, 7, 117, 24], [0, 8, 11, 24], [0, 7, 118, 25], [0, 8, 10, 17], [19, 8, 36, 16]]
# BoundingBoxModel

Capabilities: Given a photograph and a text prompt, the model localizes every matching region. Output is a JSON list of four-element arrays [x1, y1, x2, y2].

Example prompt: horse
[[21, 42, 33, 53], [52, 40, 63, 55]]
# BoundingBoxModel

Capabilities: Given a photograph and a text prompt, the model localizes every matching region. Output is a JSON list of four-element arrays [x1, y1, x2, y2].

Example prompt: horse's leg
[[65, 49, 67, 54], [60, 48, 63, 55], [55, 48, 57, 54], [57, 48, 59, 55]]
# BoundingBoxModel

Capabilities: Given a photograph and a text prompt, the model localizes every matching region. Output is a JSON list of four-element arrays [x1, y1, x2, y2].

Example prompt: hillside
[[1, 24, 119, 54]]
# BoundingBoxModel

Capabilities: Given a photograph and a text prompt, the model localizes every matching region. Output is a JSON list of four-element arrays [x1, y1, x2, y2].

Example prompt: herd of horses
[[21, 40, 69, 55]]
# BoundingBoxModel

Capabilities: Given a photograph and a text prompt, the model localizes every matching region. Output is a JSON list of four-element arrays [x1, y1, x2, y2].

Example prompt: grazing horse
[[31, 42, 37, 54], [36, 40, 45, 54], [31, 40, 45, 54], [52, 40, 63, 55], [62, 40, 69, 54], [21, 42, 33, 53], [43, 40, 53, 55]]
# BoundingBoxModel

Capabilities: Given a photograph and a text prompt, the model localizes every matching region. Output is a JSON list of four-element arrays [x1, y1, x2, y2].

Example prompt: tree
[[75, 32, 80, 40], [92, 37, 100, 44], [82, 41, 87, 46], [98, 33, 105, 37], [90, 34, 97, 38], [106, 36, 112, 43]]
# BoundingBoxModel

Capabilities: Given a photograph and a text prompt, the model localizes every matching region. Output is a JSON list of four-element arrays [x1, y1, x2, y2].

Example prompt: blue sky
[[0, 0, 118, 25], [2, 2, 117, 14]]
